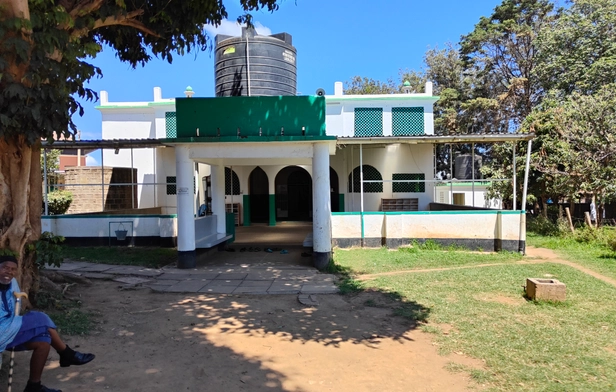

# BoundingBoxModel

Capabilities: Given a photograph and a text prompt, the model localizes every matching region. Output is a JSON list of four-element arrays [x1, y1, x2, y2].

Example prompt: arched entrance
[[330, 167, 340, 212], [249, 166, 269, 223], [275, 166, 312, 221]]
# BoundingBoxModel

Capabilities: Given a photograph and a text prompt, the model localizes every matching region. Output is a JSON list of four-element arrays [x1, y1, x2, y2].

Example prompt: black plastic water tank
[[454, 154, 482, 180], [214, 28, 297, 97]]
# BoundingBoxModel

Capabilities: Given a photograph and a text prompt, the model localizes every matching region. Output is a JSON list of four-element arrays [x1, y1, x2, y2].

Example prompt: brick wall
[[64, 167, 138, 213]]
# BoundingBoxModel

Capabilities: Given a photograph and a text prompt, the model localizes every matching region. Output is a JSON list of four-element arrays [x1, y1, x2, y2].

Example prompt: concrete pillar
[[176, 146, 196, 268], [211, 164, 226, 233], [312, 142, 332, 269]]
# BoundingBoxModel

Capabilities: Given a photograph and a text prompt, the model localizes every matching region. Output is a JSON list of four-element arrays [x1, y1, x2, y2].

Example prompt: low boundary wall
[[332, 210, 524, 252], [42, 214, 177, 247]]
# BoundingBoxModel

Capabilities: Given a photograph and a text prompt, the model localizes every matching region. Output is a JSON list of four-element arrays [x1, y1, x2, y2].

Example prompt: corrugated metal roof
[[336, 133, 534, 144], [42, 132, 534, 150], [42, 138, 165, 149]]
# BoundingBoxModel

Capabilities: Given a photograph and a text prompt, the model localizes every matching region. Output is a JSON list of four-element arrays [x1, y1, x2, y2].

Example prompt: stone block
[[526, 278, 566, 301]]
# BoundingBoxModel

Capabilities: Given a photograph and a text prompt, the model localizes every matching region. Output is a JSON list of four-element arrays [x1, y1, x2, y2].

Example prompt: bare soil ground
[[4, 281, 481, 392]]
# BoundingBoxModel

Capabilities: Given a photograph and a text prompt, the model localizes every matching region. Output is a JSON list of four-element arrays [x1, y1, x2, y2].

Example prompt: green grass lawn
[[527, 232, 616, 281], [61, 246, 177, 268], [333, 247, 616, 391], [334, 244, 524, 275]]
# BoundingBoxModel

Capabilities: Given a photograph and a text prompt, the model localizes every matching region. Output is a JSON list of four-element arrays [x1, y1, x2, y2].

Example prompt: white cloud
[[86, 155, 98, 166], [204, 20, 272, 38]]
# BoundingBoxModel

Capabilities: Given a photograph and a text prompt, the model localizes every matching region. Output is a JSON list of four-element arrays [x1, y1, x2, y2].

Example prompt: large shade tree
[[0, 0, 280, 293]]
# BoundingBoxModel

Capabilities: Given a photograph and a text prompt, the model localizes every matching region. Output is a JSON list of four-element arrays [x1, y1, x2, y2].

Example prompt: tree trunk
[[0, 136, 42, 295]]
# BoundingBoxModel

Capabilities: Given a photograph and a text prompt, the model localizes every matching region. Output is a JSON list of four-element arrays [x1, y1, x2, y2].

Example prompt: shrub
[[34, 231, 65, 269], [45, 190, 73, 215], [527, 215, 563, 236]]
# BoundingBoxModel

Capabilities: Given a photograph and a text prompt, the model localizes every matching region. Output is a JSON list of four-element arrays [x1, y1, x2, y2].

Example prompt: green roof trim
[[332, 210, 522, 216], [327, 95, 439, 103], [42, 214, 178, 219]]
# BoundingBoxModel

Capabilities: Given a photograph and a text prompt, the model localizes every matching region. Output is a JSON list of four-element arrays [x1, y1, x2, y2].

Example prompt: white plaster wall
[[364, 214, 385, 239], [331, 215, 362, 239], [42, 216, 177, 238], [435, 185, 503, 209], [501, 214, 522, 241], [331, 212, 522, 242], [101, 110, 159, 208], [330, 143, 435, 211], [325, 99, 436, 138]]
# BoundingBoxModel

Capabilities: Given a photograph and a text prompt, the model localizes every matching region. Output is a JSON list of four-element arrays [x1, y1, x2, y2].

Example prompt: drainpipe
[[449, 144, 453, 204], [472, 143, 475, 207], [360, 143, 364, 247], [131, 147, 135, 209], [43, 149, 49, 216], [518, 140, 532, 254], [513, 143, 516, 210], [101, 149, 105, 212]]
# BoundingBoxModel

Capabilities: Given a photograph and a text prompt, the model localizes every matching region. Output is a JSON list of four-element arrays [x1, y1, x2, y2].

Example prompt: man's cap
[[0, 255, 18, 265]]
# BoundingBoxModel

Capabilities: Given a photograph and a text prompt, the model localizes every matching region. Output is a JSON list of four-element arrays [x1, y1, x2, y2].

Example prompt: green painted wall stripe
[[42, 214, 177, 219], [332, 210, 523, 216], [243, 195, 251, 226], [339, 194, 345, 212], [268, 194, 276, 226]]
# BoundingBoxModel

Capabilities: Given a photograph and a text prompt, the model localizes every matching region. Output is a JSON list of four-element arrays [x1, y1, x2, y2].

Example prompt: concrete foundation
[[526, 278, 566, 301]]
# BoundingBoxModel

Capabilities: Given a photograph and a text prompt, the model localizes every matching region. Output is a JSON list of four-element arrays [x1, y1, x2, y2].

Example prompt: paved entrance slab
[[52, 245, 338, 295]]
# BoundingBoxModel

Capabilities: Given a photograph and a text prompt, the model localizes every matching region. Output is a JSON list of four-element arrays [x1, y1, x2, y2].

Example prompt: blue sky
[[78, 0, 506, 163]]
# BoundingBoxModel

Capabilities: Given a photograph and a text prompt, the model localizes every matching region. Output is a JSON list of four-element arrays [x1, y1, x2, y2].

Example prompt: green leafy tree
[[460, 0, 556, 131], [534, 0, 616, 96], [0, 0, 281, 293], [344, 76, 398, 95], [527, 85, 616, 224], [460, 0, 556, 209]]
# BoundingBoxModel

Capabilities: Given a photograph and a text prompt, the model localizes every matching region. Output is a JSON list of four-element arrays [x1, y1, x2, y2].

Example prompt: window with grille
[[392, 173, 425, 193], [348, 165, 383, 193], [392, 107, 424, 136], [354, 108, 383, 137], [225, 168, 240, 195], [166, 176, 176, 195], [165, 112, 177, 138]]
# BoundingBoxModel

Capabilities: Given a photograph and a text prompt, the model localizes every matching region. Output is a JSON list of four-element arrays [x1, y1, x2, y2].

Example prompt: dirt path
[[524, 246, 616, 287], [357, 247, 616, 289], [6, 282, 483, 392]]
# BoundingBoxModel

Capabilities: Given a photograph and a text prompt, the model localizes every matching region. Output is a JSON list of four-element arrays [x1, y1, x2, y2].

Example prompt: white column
[[312, 142, 332, 269], [211, 164, 226, 233], [176, 146, 196, 268]]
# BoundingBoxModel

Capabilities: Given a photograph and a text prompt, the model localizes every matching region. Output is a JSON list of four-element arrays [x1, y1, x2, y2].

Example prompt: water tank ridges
[[214, 28, 297, 97], [454, 154, 482, 180]]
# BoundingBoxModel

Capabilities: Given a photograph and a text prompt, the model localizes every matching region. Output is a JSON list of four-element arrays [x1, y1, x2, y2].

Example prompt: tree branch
[[68, 0, 105, 18], [70, 10, 161, 40]]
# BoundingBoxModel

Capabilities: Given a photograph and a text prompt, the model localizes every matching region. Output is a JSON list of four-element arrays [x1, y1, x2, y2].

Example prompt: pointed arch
[[348, 165, 383, 193]]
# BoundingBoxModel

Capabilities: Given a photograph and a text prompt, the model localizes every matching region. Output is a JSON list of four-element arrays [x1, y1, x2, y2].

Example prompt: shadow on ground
[[2, 279, 433, 392]]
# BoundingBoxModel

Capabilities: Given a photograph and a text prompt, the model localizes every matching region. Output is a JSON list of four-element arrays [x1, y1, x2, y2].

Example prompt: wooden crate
[[381, 198, 419, 211]]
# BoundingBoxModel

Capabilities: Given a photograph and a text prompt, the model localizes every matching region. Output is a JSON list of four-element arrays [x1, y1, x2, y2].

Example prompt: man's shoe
[[23, 383, 62, 392], [59, 351, 95, 367], [40, 386, 62, 392]]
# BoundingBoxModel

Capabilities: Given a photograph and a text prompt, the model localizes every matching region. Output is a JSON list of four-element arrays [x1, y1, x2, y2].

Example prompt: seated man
[[0, 255, 95, 392]]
